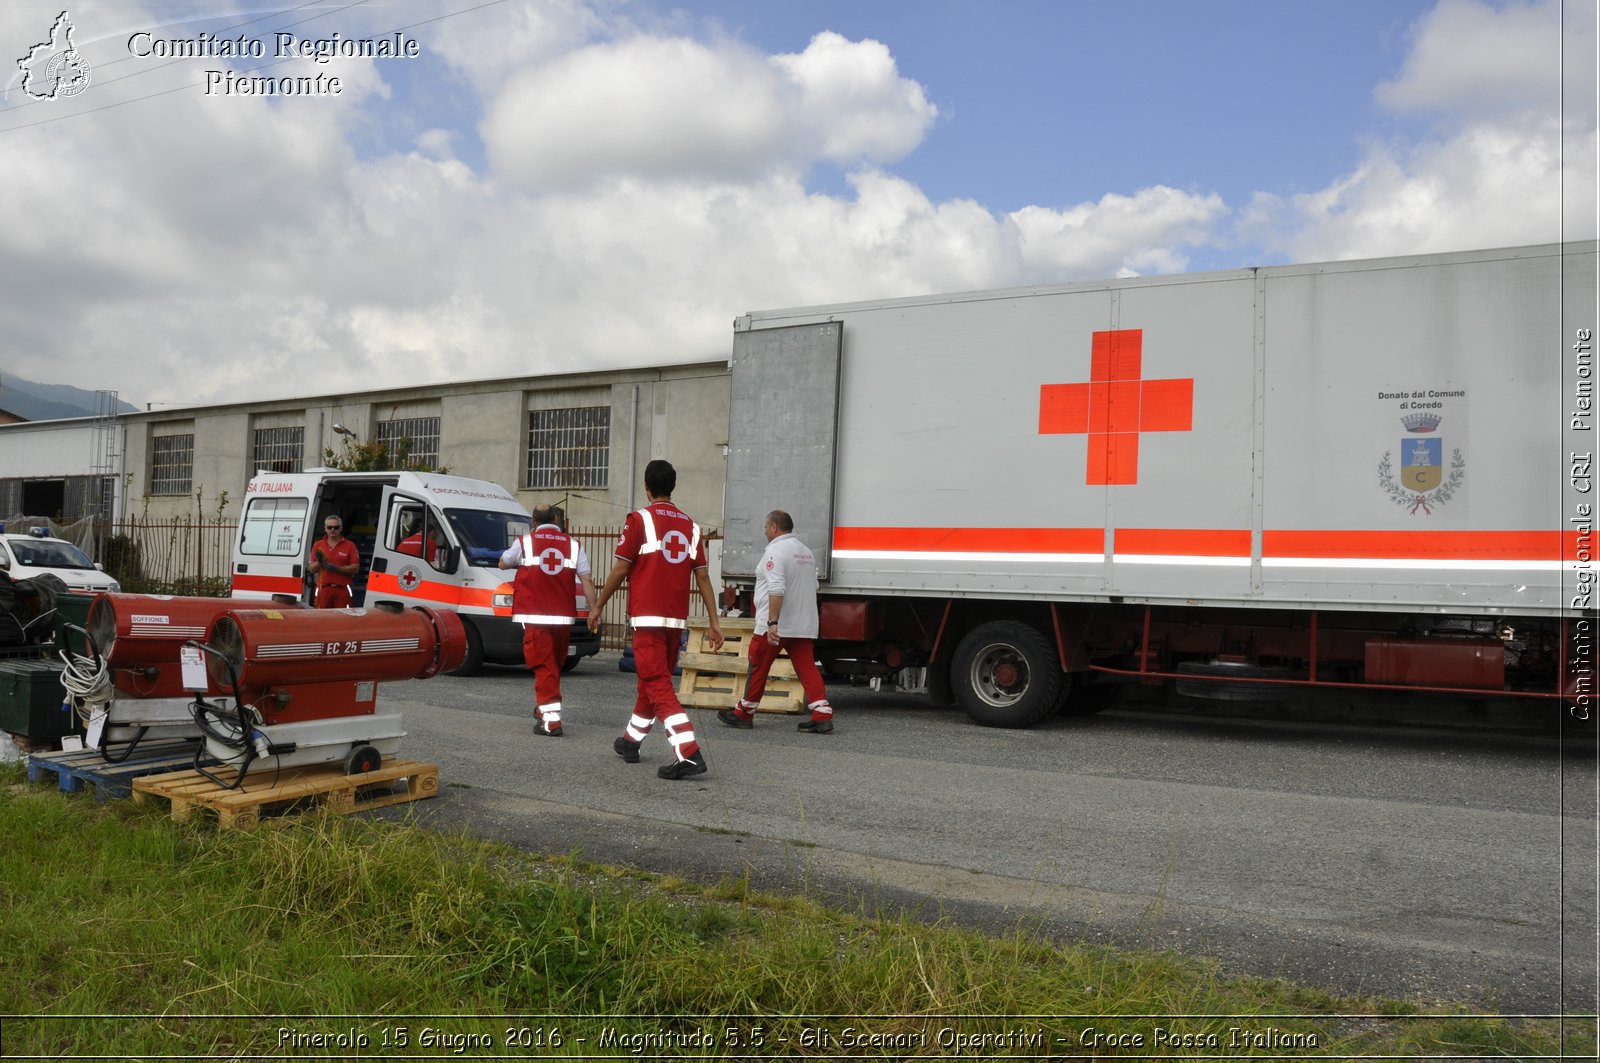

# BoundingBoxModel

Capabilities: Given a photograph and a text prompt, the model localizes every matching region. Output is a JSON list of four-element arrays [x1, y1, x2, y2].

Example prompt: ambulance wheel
[[345, 744, 381, 775], [561, 656, 581, 674], [950, 621, 1062, 728], [450, 619, 484, 676]]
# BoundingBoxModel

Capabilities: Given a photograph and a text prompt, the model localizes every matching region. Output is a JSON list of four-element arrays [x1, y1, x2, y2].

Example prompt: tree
[[322, 435, 449, 473]]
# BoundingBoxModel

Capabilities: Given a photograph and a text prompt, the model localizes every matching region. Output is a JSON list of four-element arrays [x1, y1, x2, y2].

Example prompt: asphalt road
[[374, 654, 1597, 1015]]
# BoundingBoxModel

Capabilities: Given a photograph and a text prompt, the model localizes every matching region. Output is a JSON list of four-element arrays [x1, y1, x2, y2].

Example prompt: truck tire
[[950, 620, 1062, 728], [450, 619, 485, 677], [1174, 660, 1291, 702]]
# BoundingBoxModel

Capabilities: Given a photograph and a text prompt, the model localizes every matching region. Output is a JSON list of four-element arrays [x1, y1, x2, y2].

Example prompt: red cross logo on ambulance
[[397, 565, 422, 591], [660, 529, 693, 564], [538, 547, 566, 575]]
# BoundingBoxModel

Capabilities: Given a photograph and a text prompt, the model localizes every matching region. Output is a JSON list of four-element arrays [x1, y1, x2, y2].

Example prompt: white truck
[[229, 470, 600, 674], [722, 242, 1597, 726]]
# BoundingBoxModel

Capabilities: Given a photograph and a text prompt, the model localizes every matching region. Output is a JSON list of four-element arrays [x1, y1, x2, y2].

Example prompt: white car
[[0, 530, 121, 593]]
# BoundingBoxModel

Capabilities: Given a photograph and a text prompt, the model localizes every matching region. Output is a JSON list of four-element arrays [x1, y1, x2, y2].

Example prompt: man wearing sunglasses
[[309, 515, 360, 608]]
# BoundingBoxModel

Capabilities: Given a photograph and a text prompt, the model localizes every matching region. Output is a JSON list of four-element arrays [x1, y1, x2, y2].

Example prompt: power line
[[3, 0, 337, 113], [0, 0, 507, 137]]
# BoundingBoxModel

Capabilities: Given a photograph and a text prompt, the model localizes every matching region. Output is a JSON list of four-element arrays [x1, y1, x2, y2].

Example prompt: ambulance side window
[[240, 498, 309, 557], [424, 509, 453, 573], [389, 504, 425, 554], [388, 500, 452, 572]]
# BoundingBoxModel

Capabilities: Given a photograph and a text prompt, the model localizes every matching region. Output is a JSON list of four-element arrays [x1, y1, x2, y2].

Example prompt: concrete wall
[[5, 362, 732, 529], [0, 418, 99, 479]]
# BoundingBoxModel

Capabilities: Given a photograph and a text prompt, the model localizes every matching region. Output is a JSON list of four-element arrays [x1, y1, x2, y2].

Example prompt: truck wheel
[[450, 619, 485, 677], [950, 621, 1062, 728]]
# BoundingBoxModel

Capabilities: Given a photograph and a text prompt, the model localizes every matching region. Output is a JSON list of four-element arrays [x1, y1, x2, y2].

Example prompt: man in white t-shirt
[[719, 510, 834, 733]]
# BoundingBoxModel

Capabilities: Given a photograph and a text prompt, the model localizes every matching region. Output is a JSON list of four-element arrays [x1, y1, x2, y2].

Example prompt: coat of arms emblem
[[1379, 412, 1464, 514]]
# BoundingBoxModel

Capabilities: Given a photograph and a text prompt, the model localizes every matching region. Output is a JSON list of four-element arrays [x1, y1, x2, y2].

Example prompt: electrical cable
[[58, 646, 113, 723]]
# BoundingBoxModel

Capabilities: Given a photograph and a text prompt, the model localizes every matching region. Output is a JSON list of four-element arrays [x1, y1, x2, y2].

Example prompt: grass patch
[[1, 763, 1593, 1059]]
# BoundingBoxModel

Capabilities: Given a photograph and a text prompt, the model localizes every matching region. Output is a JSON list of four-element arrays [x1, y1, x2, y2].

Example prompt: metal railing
[[18, 516, 719, 647], [569, 526, 720, 651], [101, 516, 237, 596]]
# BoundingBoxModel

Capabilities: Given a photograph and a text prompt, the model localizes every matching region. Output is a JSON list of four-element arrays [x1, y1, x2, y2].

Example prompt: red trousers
[[521, 624, 571, 708], [626, 626, 698, 759], [743, 634, 832, 717], [314, 585, 351, 609]]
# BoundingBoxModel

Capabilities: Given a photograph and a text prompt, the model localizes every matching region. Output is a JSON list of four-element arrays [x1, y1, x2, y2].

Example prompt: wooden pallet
[[676, 618, 804, 713], [131, 758, 438, 829], [26, 741, 202, 802]]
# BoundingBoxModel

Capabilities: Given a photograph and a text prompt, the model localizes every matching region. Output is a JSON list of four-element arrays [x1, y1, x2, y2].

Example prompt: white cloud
[[416, 0, 605, 95], [482, 35, 787, 186], [1010, 187, 1227, 281], [771, 31, 938, 165], [1238, 0, 1595, 261], [1374, 0, 1573, 120], [481, 30, 937, 188]]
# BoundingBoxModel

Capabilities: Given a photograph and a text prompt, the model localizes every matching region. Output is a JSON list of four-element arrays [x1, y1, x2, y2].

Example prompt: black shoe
[[613, 735, 641, 763], [717, 709, 753, 729], [535, 722, 563, 737], [658, 750, 707, 780], [797, 718, 834, 734]]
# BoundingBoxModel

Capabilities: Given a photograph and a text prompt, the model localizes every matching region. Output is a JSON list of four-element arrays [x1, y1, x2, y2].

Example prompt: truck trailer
[[721, 242, 1597, 727]]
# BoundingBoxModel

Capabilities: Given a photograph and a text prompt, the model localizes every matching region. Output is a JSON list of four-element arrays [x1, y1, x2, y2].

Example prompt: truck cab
[[230, 471, 600, 674]]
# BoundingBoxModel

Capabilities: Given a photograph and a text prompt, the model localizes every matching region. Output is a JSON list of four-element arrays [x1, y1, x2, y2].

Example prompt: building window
[[253, 426, 304, 474], [526, 406, 609, 489], [150, 433, 194, 495], [374, 416, 441, 469]]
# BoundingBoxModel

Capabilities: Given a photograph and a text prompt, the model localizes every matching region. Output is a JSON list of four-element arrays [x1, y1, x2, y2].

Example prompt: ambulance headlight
[[493, 592, 513, 608]]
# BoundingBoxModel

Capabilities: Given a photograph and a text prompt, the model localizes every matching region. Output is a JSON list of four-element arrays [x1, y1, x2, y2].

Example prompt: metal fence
[[569, 526, 720, 652], [103, 516, 237, 596], [32, 515, 716, 652]]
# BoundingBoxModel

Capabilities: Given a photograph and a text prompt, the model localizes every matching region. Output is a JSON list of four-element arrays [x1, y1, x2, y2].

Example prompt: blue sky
[[688, 1, 1436, 214], [0, 0, 1593, 407]]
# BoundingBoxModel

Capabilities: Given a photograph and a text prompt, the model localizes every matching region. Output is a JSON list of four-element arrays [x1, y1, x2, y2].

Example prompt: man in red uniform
[[589, 459, 724, 780], [308, 515, 360, 608], [499, 505, 596, 737]]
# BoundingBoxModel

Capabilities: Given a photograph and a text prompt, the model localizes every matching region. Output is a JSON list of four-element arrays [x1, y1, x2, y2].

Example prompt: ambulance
[[230, 471, 600, 674]]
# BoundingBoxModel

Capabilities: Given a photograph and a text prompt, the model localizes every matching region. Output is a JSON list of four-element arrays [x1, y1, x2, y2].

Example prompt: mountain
[[0, 373, 141, 421]]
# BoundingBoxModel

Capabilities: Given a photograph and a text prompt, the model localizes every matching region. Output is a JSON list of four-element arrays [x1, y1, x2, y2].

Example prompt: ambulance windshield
[[444, 508, 531, 567]]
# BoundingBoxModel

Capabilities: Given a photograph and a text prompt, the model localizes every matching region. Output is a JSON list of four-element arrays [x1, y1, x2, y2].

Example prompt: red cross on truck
[[1038, 328, 1195, 485]]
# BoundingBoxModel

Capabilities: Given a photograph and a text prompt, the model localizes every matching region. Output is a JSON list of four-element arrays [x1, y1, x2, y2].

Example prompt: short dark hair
[[531, 504, 557, 526], [767, 510, 793, 533], [644, 459, 676, 498]]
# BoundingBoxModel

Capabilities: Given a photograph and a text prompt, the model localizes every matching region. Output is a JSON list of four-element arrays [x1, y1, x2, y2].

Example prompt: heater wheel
[[344, 744, 382, 775]]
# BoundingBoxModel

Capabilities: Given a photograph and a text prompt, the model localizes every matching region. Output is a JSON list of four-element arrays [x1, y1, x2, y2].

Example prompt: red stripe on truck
[[1262, 530, 1574, 561], [1114, 528, 1251, 557], [833, 527, 1103, 552], [834, 527, 1579, 562]]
